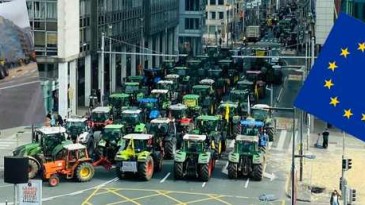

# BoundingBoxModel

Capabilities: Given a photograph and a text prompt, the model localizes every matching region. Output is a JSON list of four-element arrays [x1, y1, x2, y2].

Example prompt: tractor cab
[[250, 104, 271, 122], [245, 70, 266, 99], [240, 119, 268, 149], [168, 103, 194, 133], [127, 75, 144, 84], [156, 80, 178, 102], [165, 74, 180, 84], [64, 117, 89, 142], [234, 135, 260, 153], [193, 115, 221, 134], [36, 127, 68, 156], [143, 67, 163, 88], [149, 117, 177, 158], [217, 102, 241, 138], [180, 134, 207, 153], [121, 109, 146, 134], [236, 79, 254, 91], [123, 82, 145, 105], [109, 93, 131, 119], [96, 124, 126, 160], [192, 85, 215, 114], [137, 98, 161, 121], [162, 59, 175, 75], [89, 106, 112, 131], [182, 94, 201, 119], [229, 89, 251, 114], [150, 89, 171, 110]]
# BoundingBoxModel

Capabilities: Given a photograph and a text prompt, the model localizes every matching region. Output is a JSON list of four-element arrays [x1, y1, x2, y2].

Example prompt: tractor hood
[[13, 143, 40, 157]]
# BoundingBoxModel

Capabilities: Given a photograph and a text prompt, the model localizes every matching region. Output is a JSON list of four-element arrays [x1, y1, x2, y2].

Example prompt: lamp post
[[108, 24, 112, 93], [101, 32, 105, 106], [140, 18, 144, 71]]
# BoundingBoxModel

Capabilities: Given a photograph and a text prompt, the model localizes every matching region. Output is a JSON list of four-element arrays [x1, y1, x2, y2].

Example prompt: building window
[[46, 2, 57, 19], [34, 31, 45, 47], [34, 1, 46, 19], [211, 12, 216, 19], [46, 22, 57, 31], [219, 12, 224, 19], [185, 18, 199, 30], [218, 0, 224, 5], [186, 0, 198, 11], [210, 0, 215, 5], [46, 32, 57, 47]]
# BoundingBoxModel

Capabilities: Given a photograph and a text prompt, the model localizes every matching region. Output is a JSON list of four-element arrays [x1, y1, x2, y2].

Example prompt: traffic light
[[342, 159, 348, 170], [348, 159, 353, 169], [350, 189, 356, 202]]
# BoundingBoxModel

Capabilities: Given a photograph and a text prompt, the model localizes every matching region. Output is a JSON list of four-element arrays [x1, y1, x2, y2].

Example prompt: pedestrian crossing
[[0, 140, 17, 150]]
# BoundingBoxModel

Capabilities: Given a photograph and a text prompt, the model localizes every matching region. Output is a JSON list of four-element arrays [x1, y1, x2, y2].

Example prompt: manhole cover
[[258, 194, 277, 201], [311, 186, 325, 193]]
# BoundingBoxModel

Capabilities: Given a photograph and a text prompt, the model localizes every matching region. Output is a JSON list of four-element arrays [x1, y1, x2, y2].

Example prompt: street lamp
[[108, 24, 113, 93], [140, 18, 144, 73]]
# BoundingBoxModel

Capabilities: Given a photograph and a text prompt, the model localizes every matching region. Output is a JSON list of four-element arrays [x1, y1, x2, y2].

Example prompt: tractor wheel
[[214, 140, 222, 158], [227, 163, 238, 179], [164, 140, 176, 159], [0, 68, 5, 79], [154, 156, 163, 172], [221, 138, 226, 152], [28, 158, 40, 179], [75, 162, 95, 182], [267, 127, 274, 141], [199, 161, 212, 182], [259, 146, 266, 153], [252, 164, 263, 181], [173, 162, 184, 180], [48, 174, 59, 187], [115, 165, 123, 180], [4, 67, 9, 76], [139, 156, 154, 181]]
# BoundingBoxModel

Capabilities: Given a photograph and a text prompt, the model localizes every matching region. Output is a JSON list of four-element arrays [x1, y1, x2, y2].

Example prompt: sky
[[0, 0, 30, 28]]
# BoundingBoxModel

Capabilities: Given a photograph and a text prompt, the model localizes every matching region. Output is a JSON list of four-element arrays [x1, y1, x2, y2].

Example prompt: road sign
[[17, 180, 42, 205]]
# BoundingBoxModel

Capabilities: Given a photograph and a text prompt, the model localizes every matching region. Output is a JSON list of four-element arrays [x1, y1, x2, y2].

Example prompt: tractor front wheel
[[76, 163, 95, 182], [116, 165, 123, 180], [227, 163, 238, 179], [199, 161, 212, 182], [139, 156, 154, 181], [267, 127, 274, 142], [28, 158, 40, 179], [164, 139, 176, 159], [48, 174, 59, 187], [173, 162, 184, 180], [252, 164, 263, 181]]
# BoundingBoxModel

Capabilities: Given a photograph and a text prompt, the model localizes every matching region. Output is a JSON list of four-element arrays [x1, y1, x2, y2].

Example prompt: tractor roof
[[237, 80, 253, 85], [92, 106, 111, 113], [183, 134, 206, 141], [63, 143, 86, 150], [138, 98, 158, 103], [165, 74, 180, 79], [199, 79, 215, 85], [105, 124, 124, 129], [196, 115, 220, 121], [157, 80, 173, 85], [151, 89, 169, 94], [37, 126, 66, 134], [169, 103, 187, 110], [125, 82, 139, 85], [240, 120, 264, 127], [123, 134, 153, 140], [218, 59, 232, 63], [219, 102, 238, 108], [174, 66, 188, 70], [110, 93, 130, 98], [231, 89, 249, 94], [235, 134, 259, 142], [66, 117, 87, 122], [193, 85, 210, 89], [122, 109, 142, 114], [251, 104, 270, 110], [183, 94, 200, 99], [246, 70, 262, 74], [150, 117, 173, 124]]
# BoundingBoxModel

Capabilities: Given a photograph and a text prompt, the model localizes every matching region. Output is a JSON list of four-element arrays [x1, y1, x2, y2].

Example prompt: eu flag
[[294, 13, 365, 142]]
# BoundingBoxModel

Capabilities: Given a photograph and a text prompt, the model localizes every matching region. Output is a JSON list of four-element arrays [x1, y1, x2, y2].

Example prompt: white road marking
[[263, 172, 276, 181], [0, 80, 40, 91], [221, 161, 228, 175], [273, 130, 287, 151], [244, 178, 250, 188], [229, 140, 235, 148], [0, 184, 12, 188], [160, 172, 170, 183], [202, 182, 206, 187]]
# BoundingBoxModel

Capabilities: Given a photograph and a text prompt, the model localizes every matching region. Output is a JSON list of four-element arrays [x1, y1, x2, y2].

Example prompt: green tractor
[[120, 109, 147, 134], [109, 93, 131, 120], [250, 104, 275, 141], [229, 89, 250, 116], [13, 127, 72, 179], [182, 94, 202, 119], [216, 102, 241, 139], [168, 103, 194, 135], [115, 133, 163, 181], [174, 134, 217, 181], [150, 89, 172, 112], [148, 117, 177, 159], [156, 80, 179, 103], [192, 115, 226, 156], [88, 106, 112, 131], [123, 82, 146, 105], [192, 84, 216, 115], [64, 117, 90, 143], [227, 135, 265, 181]]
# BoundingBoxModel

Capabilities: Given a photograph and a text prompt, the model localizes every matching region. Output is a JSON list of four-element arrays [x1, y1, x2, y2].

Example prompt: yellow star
[[340, 48, 350, 58], [358, 42, 365, 52], [343, 109, 353, 119], [361, 114, 365, 121], [329, 97, 340, 107], [324, 79, 334, 89], [328, 61, 338, 71]]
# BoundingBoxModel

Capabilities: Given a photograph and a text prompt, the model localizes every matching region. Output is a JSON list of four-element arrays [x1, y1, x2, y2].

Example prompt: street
[[0, 62, 45, 129]]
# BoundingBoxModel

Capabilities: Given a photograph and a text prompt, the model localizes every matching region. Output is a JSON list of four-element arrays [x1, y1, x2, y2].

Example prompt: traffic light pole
[[342, 132, 347, 205]]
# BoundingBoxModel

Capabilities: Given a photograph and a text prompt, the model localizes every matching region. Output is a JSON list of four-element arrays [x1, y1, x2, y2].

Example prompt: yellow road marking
[[81, 185, 104, 205], [178, 195, 226, 205], [106, 193, 162, 205], [157, 191, 186, 205], [107, 188, 141, 205], [281, 199, 286, 205], [207, 194, 232, 205]]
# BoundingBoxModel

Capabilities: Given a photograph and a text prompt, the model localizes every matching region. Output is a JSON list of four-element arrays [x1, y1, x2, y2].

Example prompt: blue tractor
[[138, 98, 161, 122], [143, 67, 163, 90], [240, 119, 269, 152]]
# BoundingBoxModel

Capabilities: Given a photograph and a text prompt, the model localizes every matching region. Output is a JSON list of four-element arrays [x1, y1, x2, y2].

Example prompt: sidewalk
[[287, 119, 365, 204]]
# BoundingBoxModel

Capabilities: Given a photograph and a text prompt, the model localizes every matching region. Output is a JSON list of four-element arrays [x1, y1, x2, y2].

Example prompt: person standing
[[330, 190, 340, 205], [322, 128, 330, 149]]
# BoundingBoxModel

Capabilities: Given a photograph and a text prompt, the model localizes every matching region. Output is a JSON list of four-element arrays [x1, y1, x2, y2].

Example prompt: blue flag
[[294, 13, 365, 142]]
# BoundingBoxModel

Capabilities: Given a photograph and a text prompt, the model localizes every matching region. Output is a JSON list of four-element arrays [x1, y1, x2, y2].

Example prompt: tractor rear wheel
[[139, 156, 154, 181], [116, 165, 123, 180], [28, 158, 40, 179], [76, 162, 95, 182], [252, 163, 263, 181], [48, 174, 59, 187], [267, 127, 274, 141], [227, 163, 238, 179], [174, 162, 184, 180], [164, 139, 176, 159], [199, 161, 212, 182]]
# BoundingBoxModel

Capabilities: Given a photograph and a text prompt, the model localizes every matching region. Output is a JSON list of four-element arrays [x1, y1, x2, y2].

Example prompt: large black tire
[[199, 162, 212, 182], [227, 163, 238, 179], [173, 162, 184, 180], [252, 164, 263, 181], [154, 156, 163, 172], [139, 156, 154, 181], [267, 127, 274, 142], [48, 174, 59, 187], [164, 139, 176, 159], [116, 165, 123, 180], [0, 68, 5, 80], [4, 67, 8, 77], [75, 162, 95, 182], [87, 136, 95, 158], [28, 158, 40, 179]]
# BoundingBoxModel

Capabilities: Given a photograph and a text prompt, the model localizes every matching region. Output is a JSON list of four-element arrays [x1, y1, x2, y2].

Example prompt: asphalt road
[[0, 62, 45, 129]]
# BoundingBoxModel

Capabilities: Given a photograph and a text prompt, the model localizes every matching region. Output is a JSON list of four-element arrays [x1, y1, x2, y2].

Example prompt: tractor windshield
[[197, 120, 218, 132], [102, 128, 121, 141], [169, 109, 185, 119], [124, 139, 148, 152], [149, 123, 169, 135], [40, 133, 65, 155], [241, 127, 260, 135], [139, 101, 157, 111], [192, 88, 209, 96], [251, 109, 268, 121], [236, 141, 255, 153], [121, 113, 141, 125], [183, 140, 204, 153], [65, 121, 87, 131], [125, 85, 139, 94], [91, 112, 108, 122]]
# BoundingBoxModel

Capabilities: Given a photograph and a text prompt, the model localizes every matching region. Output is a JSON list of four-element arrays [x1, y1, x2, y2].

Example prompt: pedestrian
[[322, 128, 330, 149], [330, 190, 340, 205]]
